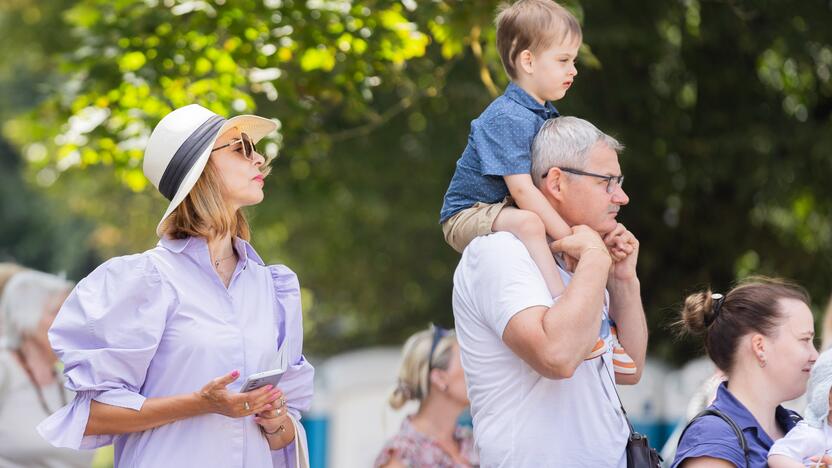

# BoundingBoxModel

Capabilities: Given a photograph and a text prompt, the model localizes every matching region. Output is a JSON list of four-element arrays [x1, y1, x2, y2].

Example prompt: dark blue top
[[672, 382, 800, 468], [438, 82, 559, 223]]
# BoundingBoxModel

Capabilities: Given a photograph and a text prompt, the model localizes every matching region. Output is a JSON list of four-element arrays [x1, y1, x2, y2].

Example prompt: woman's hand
[[197, 370, 282, 418], [255, 394, 296, 449]]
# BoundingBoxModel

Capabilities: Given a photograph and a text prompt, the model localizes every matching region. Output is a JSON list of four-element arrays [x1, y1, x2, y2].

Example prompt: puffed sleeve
[[37, 254, 175, 450], [269, 264, 315, 467]]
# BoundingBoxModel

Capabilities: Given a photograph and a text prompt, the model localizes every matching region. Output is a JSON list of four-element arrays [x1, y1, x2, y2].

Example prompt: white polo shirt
[[453, 232, 628, 467]]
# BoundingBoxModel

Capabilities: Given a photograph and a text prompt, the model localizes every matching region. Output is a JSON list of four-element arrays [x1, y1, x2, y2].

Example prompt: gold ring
[[244, 401, 250, 411]]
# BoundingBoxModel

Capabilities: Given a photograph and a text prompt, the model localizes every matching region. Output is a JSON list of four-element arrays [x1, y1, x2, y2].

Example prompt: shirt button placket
[[225, 286, 246, 467]]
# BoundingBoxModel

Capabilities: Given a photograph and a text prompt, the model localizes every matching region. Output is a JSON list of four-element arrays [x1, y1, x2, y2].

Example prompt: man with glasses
[[452, 116, 648, 467]]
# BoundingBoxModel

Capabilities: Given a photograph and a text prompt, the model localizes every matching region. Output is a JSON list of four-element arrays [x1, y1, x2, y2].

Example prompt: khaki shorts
[[441, 197, 513, 253]]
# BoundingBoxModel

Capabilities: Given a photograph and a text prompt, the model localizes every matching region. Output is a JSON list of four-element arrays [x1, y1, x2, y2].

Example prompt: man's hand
[[603, 224, 639, 281]]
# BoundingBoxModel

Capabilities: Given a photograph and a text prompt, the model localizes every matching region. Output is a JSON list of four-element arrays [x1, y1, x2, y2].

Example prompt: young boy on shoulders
[[439, 0, 634, 373]]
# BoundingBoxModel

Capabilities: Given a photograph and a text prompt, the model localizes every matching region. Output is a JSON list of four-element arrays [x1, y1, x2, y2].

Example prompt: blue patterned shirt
[[439, 82, 559, 223]]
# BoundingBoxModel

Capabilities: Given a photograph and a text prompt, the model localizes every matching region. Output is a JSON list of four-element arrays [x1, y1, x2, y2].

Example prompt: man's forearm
[[541, 250, 612, 373], [608, 277, 648, 382]]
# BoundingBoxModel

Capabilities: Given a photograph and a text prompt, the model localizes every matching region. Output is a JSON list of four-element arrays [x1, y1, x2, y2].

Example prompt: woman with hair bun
[[374, 325, 478, 468], [672, 277, 819, 468]]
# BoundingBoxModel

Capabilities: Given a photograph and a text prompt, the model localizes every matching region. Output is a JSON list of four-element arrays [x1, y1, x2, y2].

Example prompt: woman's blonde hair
[[389, 326, 457, 409], [159, 159, 252, 241]]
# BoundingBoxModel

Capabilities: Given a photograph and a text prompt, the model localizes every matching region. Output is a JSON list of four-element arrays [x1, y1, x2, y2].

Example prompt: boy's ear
[[518, 49, 534, 75]]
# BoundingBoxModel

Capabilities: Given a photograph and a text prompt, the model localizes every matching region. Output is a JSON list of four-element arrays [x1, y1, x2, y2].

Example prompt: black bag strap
[[678, 408, 750, 468], [598, 355, 663, 467], [598, 355, 636, 435]]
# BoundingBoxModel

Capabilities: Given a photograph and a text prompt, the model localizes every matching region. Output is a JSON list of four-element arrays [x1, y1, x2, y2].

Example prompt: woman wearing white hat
[[37, 104, 314, 468]]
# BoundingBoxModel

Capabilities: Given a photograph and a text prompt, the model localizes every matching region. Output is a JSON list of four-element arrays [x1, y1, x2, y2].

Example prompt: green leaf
[[118, 51, 146, 73], [300, 47, 336, 71]]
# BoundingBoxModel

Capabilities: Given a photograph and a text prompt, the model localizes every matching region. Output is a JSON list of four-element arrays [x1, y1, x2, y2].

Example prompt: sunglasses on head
[[211, 132, 258, 161], [426, 324, 449, 393]]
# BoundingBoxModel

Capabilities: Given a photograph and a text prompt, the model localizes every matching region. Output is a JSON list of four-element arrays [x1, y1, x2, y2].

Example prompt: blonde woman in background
[[375, 325, 478, 468], [0, 263, 93, 468]]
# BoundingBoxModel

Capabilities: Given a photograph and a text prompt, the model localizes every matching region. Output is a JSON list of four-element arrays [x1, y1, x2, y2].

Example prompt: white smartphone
[[239, 368, 285, 393]]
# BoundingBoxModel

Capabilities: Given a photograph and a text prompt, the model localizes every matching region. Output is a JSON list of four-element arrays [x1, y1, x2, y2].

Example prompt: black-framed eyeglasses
[[211, 132, 258, 161], [543, 167, 624, 194], [426, 324, 449, 392]]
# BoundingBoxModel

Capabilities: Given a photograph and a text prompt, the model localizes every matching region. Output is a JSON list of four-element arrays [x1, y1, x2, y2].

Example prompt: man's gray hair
[[531, 116, 624, 187]]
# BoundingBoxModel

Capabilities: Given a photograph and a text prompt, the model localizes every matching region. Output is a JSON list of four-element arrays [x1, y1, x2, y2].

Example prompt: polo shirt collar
[[712, 381, 798, 443], [504, 82, 560, 119]]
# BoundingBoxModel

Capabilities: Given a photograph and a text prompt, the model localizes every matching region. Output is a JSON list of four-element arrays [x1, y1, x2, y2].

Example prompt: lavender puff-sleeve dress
[[37, 236, 314, 468]]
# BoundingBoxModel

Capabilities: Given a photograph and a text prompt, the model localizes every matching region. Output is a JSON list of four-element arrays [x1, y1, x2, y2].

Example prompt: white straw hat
[[143, 104, 277, 236]]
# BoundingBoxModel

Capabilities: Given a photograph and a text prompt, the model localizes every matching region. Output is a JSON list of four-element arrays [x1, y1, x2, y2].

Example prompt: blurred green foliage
[[1, 0, 831, 362]]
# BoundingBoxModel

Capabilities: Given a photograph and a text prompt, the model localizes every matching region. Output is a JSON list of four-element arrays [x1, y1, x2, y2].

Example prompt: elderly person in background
[[375, 325, 478, 468], [37, 104, 314, 467], [0, 263, 93, 467]]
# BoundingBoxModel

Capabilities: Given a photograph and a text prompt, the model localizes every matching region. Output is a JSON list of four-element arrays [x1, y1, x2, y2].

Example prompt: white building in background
[[307, 347, 417, 468]]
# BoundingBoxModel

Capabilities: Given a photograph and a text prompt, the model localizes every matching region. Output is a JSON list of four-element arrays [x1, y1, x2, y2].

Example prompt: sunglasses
[[211, 132, 258, 161], [426, 324, 449, 393]]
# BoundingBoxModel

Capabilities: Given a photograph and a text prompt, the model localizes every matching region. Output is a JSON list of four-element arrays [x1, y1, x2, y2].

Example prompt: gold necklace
[[213, 252, 235, 269]]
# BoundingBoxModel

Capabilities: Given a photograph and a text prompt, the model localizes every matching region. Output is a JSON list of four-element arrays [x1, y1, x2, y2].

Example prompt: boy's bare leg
[[492, 207, 563, 297]]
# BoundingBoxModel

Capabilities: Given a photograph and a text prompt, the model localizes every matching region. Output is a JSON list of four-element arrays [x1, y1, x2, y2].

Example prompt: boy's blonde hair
[[495, 0, 582, 80], [159, 159, 251, 241]]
